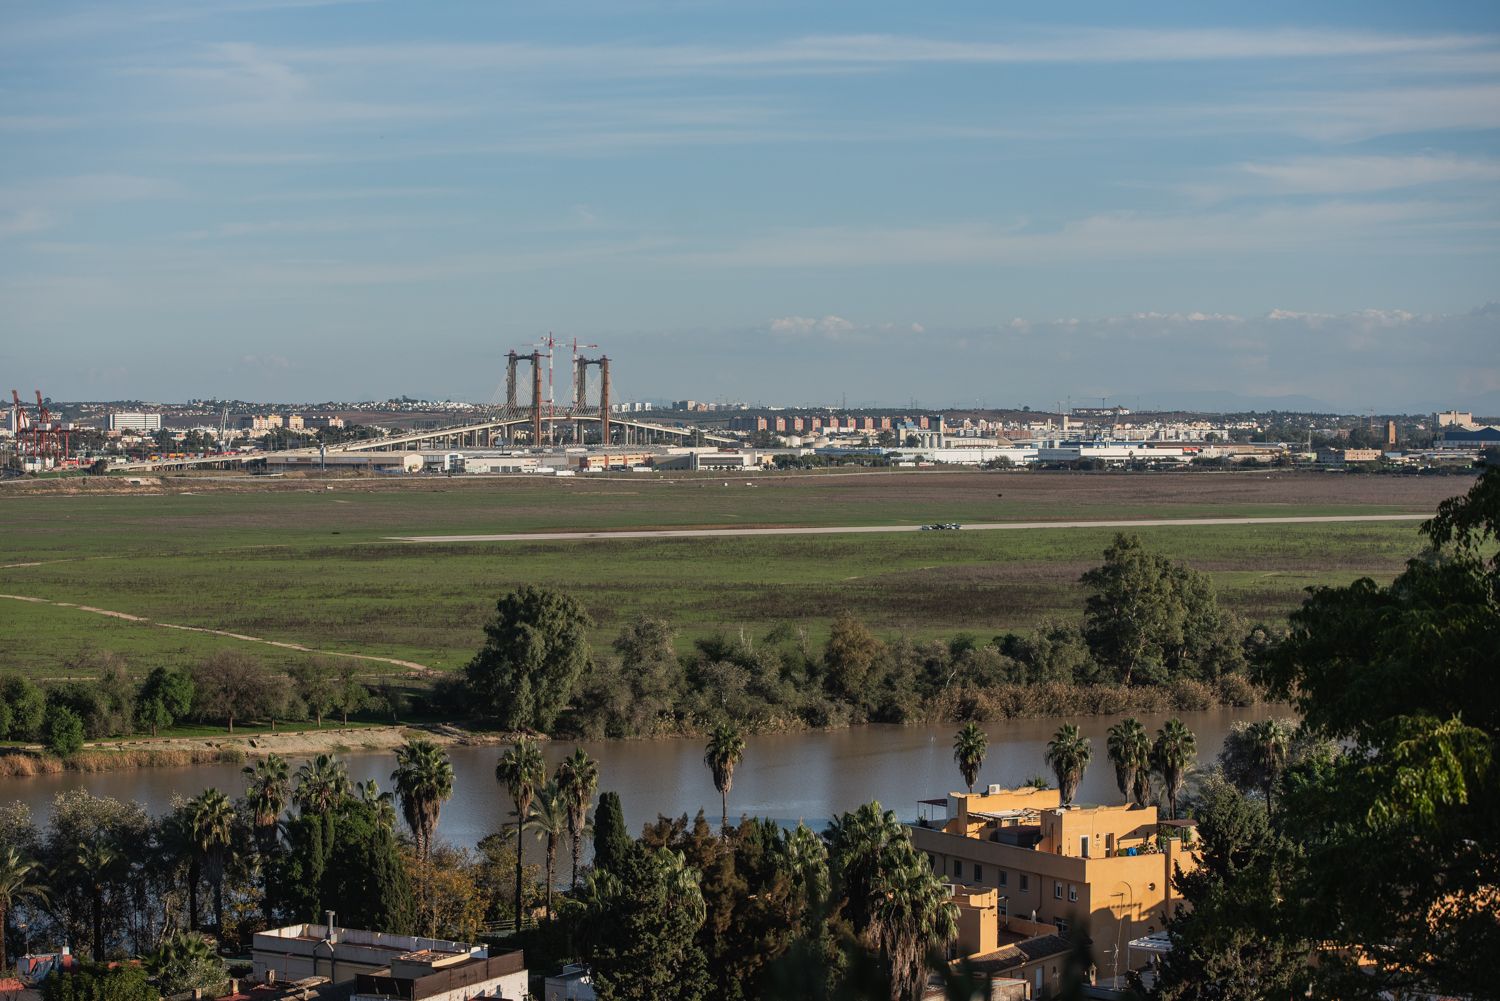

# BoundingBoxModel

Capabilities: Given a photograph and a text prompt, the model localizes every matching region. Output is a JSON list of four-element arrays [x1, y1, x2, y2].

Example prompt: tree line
[[1146, 468, 1498, 1000], [1, 653, 394, 757], [454, 532, 1259, 739]]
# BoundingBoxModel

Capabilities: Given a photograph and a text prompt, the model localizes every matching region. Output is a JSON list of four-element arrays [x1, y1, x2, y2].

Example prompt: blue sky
[[2, 0, 1498, 411]]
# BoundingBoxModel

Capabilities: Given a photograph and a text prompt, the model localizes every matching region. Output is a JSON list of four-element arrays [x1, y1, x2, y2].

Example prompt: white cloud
[[769, 315, 857, 336]]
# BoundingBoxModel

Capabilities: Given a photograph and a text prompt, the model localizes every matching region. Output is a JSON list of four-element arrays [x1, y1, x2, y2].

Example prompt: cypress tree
[[592, 790, 631, 874]]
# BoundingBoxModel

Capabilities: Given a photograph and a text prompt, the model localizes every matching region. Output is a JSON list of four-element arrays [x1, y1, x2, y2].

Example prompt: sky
[[2, 0, 1498, 412]]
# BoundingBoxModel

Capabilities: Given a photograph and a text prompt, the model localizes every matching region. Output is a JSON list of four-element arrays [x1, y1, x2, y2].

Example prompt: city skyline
[[2, 1, 1498, 409]]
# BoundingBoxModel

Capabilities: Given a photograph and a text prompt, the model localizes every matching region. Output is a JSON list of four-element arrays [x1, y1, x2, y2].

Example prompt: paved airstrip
[[388, 512, 1427, 543]]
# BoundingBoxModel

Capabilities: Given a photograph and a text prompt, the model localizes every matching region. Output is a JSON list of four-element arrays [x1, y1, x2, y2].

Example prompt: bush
[[41, 964, 155, 1001], [45, 705, 86, 757], [1215, 673, 1260, 707]]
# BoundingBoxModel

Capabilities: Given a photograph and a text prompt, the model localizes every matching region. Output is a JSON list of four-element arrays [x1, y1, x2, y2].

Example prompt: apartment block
[[909, 786, 1196, 982]]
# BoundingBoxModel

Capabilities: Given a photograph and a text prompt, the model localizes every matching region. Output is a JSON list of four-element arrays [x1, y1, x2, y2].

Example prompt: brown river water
[[0, 706, 1279, 852]]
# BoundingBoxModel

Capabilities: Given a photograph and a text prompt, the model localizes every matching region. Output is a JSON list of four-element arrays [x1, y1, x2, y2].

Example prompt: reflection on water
[[1, 705, 1281, 854]]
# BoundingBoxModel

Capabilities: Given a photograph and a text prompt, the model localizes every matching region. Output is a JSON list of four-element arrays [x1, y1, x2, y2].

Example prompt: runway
[[388, 512, 1427, 543]]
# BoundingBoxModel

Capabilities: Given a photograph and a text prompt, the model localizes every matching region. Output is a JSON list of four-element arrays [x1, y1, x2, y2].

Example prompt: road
[[388, 512, 1428, 543]]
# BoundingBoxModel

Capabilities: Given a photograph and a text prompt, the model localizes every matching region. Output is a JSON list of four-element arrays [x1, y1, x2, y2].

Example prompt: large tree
[[466, 586, 592, 731], [1250, 468, 1500, 999], [704, 722, 746, 833], [189, 788, 236, 934], [823, 613, 886, 701], [592, 790, 631, 875], [294, 753, 351, 815], [825, 801, 957, 1001], [191, 651, 283, 733], [495, 738, 546, 929], [1080, 534, 1243, 685], [135, 667, 194, 736], [556, 747, 600, 889], [1151, 777, 1311, 1001], [243, 755, 290, 923], [1045, 723, 1093, 805], [1107, 717, 1152, 807], [526, 779, 568, 920], [582, 846, 711, 1001], [391, 738, 454, 860], [1151, 718, 1197, 820], [952, 723, 988, 794], [1218, 718, 1294, 816]]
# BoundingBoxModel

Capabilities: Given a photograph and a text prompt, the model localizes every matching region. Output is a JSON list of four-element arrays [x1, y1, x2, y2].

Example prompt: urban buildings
[[251, 923, 527, 1001], [909, 785, 1196, 984]]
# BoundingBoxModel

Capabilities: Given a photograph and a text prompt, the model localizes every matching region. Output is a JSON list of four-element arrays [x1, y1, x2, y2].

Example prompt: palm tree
[[356, 779, 397, 829], [161, 802, 202, 931], [704, 722, 746, 833], [1152, 718, 1198, 820], [243, 755, 288, 925], [391, 738, 455, 860], [1246, 718, 1293, 815], [0, 846, 48, 967], [243, 755, 290, 848], [555, 747, 599, 890], [824, 801, 910, 932], [69, 838, 123, 960], [293, 753, 351, 815], [952, 723, 988, 794], [1045, 723, 1093, 805], [191, 788, 236, 934], [526, 780, 569, 921], [1106, 718, 1152, 807], [496, 738, 546, 930], [868, 855, 960, 1001]]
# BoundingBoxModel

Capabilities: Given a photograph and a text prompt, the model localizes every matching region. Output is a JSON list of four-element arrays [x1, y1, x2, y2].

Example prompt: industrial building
[[264, 452, 424, 473]]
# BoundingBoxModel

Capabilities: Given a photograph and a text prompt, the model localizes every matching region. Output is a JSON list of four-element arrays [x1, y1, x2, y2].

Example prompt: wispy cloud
[[1180, 153, 1500, 201], [270, 28, 1499, 76], [678, 200, 1493, 269]]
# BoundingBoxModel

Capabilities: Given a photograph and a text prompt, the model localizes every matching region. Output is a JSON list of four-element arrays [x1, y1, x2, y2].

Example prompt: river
[[0, 706, 1279, 850]]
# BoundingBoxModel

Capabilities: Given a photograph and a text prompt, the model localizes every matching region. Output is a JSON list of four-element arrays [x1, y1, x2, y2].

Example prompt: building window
[[973, 864, 983, 882], [1054, 882, 1063, 899], [1068, 885, 1078, 902], [998, 869, 1008, 887], [1020, 874, 1029, 892], [1055, 917, 1070, 935], [953, 860, 963, 878]]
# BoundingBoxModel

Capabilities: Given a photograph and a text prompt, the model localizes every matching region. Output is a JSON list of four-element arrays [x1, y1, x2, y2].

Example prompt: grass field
[[0, 470, 1473, 680]]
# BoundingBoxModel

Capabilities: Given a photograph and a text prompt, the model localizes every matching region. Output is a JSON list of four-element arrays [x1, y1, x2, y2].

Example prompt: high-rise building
[[108, 412, 163, 432]]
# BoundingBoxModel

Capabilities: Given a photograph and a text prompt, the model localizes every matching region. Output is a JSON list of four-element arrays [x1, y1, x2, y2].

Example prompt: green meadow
[[0, 470, 1469, 679]]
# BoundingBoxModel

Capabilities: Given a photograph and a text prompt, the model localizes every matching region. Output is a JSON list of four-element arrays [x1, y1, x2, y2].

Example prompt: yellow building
[[910, 786, 1196, 983]]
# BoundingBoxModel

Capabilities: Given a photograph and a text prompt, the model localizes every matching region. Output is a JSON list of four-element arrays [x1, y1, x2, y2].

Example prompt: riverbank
[[0, 675, 1260, 778], [0, 722, 512, 778]]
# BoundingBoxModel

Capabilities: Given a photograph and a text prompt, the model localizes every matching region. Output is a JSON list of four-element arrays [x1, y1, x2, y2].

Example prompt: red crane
[[10, 389, 70, 464]]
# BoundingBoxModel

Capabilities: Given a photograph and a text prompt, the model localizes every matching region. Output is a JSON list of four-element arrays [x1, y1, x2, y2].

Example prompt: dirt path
[[0, 592, 434, 675], [389, 512, 1429, 543]]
